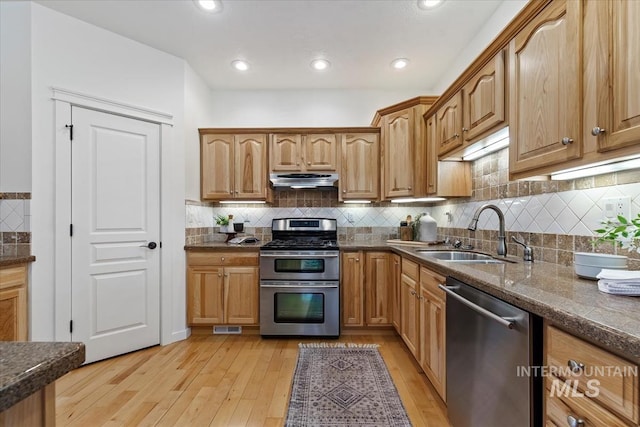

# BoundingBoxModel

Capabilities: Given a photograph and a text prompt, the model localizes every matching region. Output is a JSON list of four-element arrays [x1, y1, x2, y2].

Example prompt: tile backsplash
[[0, 193, 31, 256], [185, 148, 640, 266]]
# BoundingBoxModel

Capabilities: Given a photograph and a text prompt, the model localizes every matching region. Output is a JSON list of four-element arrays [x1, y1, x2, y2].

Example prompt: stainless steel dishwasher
[[440, 277, 542, 427]]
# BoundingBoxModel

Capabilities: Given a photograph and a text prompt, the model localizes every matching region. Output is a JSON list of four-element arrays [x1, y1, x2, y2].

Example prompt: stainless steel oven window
[[274, 258, 325, 273], [274, 292, 324, 323]]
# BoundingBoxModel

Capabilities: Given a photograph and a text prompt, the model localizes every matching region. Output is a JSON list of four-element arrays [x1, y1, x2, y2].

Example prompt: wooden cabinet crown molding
[[422, 0, 554, 120], [371, 96, 439, 126], [199, 127, 380, 135]]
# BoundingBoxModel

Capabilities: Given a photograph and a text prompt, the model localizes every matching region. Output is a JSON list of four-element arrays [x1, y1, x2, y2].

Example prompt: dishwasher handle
[[438, 284, 515, 329]]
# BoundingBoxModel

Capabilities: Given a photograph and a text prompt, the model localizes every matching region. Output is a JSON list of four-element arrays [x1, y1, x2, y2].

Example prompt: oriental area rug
[[285, 343, 412, 426]]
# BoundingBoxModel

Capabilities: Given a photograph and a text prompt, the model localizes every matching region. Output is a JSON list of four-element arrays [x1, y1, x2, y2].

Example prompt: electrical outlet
[[602, 196, 631, 221]]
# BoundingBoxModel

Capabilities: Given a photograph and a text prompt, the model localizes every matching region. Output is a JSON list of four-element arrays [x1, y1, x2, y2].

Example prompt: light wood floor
[[55, 333, 450, 426]]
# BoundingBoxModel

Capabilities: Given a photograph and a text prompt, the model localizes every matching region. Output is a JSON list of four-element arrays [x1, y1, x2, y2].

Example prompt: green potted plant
[[594, 214, 640, 253], [215, 214, 230, 233]]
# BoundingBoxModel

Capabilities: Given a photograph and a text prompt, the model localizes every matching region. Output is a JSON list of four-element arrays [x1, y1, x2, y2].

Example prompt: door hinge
[[70, 224, 73, 236], [69, 320, 73, 334], [65, 124, 74, 141]]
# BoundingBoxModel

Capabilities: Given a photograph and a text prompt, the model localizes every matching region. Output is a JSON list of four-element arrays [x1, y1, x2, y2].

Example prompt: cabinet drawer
[[187, 252, 259, 267], [0, 265, 27, 290], [401, 258, 419, 282], [546, 326, 638, 423], [545, 378, 628, 427], [419, 266, 445, 296]]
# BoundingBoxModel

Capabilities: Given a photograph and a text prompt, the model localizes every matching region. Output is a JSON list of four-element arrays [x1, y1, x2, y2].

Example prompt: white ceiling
[[35, 0, 510, 91]]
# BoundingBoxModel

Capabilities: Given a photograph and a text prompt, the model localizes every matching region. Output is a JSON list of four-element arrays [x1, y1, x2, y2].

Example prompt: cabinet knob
[[342, 190, 346, 193], [408, 186, 412, 190], [591, 126, 606, 136], [221, 257, 225, 261], [566, 414, 585, 427], [454, 133, 460, 138], [307, 161, 311, 165], [567, 359, 584, 373], [218, 273, 222, 277], [224, 273, 228, 277], [229, 191, 233, 194], [410, 290, 416, 296], [296, 162, 300, 166], [355, 258, 360, 262], [235, 190, 239, 194], [462, 127, 468, 132], [561, 137, 574, 145]]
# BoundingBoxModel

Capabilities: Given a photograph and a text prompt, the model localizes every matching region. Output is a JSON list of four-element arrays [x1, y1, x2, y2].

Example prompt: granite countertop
[[0, 255, 36, 267], [0, 341, 85, 411], [184, 242, 262, 251], [389, 244, 640, 364]]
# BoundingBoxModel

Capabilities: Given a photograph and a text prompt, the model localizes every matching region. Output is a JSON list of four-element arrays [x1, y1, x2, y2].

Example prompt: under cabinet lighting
[[219, 200, 266, 204], [461, 127, 510, 161], [551, 155, 640, 181], [391, 197, 446, 203], [343, 200, 372, 204]]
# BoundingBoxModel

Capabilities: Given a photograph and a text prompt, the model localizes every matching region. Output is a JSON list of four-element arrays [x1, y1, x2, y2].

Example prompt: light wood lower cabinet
[[341, 251, 392, 327], [419, 266, 446, 401], [0, 264, 28, 341], [391, 254, 401, 331], [545, 325, 639, 426], [186, 252, 259, 326], [399, 258, 420, 357]]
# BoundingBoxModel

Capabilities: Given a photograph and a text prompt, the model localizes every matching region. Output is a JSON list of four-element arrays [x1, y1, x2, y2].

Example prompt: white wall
[[431, 0, 528, 93], [0, 1, 32, 192], [184, 65, 215, 201], [28, 2, 189, 342]]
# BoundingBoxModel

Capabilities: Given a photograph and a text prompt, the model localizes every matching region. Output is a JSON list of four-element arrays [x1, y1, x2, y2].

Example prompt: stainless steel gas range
[[259, 218, 340, 337]]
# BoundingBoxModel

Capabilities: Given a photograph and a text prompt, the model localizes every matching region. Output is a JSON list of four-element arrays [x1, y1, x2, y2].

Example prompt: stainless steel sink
[[416, 250, 506, 264]]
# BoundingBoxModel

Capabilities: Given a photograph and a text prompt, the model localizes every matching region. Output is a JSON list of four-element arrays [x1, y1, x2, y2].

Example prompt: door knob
[[140, 242, 157, 249], [591, 126, 606, 136]]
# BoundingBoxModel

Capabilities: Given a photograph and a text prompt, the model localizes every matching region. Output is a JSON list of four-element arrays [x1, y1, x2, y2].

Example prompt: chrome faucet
[[468, 204, 507, 257]]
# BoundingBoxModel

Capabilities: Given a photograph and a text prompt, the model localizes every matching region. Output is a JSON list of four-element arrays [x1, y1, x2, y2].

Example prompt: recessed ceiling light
[[194, 0, 222, 12], [231, 60, 249, 71], [417, 0, 444, 10], [391, 58, 409, 69], [311, 59, 331, 71]]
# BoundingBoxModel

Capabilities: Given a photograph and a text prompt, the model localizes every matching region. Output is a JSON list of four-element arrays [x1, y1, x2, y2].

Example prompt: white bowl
[[573, 252, 628, 267], [574, 263, 627, 280]]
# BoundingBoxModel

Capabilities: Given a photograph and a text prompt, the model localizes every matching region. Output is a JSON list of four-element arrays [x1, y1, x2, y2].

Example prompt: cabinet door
[[0, 287, 27, 341], [419, 267, 446, 401], [201, 134, 234, 199], [364, 252, 391, 326], [340, 133, 379, 200], [304, 134, 338, 171], [270, 134, 302, 171], [400, 273, 419, 358], [224, 266, 259, 325], [509, 0, 582, 174], [436, 91, 463, 156], [234, 134, 268, 199], [341, 252, 364, 326], [187, 266, 224, 325], [463, 50, 506, 142], [384, 110, 414, 198], [595, 1, 640, 152], [391, 254, 401, 331]]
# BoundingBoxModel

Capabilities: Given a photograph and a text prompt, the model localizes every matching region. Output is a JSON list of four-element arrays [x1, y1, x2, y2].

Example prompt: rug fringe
[[298, 342, 379, 348]]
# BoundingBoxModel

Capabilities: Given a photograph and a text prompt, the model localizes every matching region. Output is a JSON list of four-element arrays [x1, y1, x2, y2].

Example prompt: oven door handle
[[260, 283, 339, 289], [260, 253, 339, 258]]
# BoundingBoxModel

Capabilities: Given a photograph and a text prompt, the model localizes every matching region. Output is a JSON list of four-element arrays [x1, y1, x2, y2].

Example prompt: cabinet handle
[[591, 126, 606, 136], [462, 127, 468, 132], [342, 190, 347, 193], [454, 133, 460, 138], [224, 273, 228, 277], [235, 190, 239, 194], [218, 273, 222, 277], [408, 186, 412, 190], [566, 414, 585, 427], [307, 161, 311, 165], [410, 290, 416, 296], [221, 257, 225, 261], [296, 162, 300, 166], [355, 258, 360, 262], [561, 137, 574, 145], [567, 359, 584, 373]]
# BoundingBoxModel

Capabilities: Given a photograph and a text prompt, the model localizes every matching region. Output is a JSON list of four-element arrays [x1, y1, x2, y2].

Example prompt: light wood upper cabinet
[[508, 0, 582, 175], [0, 264, 28, 341], [339, 133, 379, 201], [270, 133, 337, 172], [462, 50, 506, 142], [384, 110, 414, 198], [186, 252, 259, 326], [436, 92, 464, 157], [201, 133, 268, 201], [591, 0, 640, 153]]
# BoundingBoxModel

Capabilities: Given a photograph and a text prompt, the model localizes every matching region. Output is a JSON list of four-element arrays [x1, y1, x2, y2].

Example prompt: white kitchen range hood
[[269, 173, 339, 189]]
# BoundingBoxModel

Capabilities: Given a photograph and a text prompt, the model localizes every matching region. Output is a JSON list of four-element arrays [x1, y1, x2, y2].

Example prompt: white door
[[71, 106, 161, 364]]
